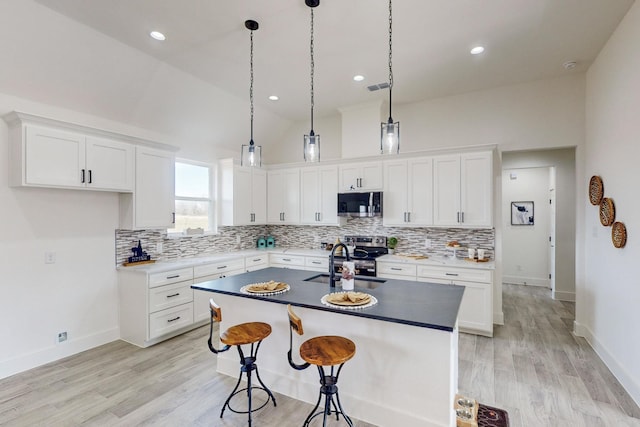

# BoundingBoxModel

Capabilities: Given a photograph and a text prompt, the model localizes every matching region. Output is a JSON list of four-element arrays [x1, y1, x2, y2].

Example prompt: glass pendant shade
[[381, 119, 399, 154], [241, 141, 261, 167], [303, 132, 320, 162]]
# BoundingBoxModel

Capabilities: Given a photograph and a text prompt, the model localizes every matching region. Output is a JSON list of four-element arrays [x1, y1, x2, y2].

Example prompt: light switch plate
[[45, 251, 56, 264]]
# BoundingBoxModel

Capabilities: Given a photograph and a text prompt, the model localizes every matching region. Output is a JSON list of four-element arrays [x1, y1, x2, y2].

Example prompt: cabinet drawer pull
[[445, 273, 459, 276], [390, 267, 402, 271], [167, 316, 181, 323], [282, 258, 291, 262], [217, 265, 227, 269], [253, 258, 262, 262], [166, 293, 180, 298], [166, 274, 180, 279], [311, 261, 321, 264]]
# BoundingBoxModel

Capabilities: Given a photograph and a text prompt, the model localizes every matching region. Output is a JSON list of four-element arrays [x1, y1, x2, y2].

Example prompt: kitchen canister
[[257, 236, 266, 248], [266, 236, 275, 248]]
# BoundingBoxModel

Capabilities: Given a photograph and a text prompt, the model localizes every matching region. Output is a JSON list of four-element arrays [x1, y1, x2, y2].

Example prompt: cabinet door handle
[[81, 169, 85, 183], [217, 265, 227, 269], [166, 293, 180, 298], [172, 212, 176, 224], [457, 212, 460, 223], [167, 316, 181, 323], [445, 273, 459, 276], [407, 212, 411, 222], [88, 169, 92, 184], [282, 212, 285, 221], [461, 212, 464, 223], [166, 274, 180, 279]]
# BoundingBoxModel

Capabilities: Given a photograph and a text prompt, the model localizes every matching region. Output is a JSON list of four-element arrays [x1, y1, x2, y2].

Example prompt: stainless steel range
[[333, 235, 388, 277]]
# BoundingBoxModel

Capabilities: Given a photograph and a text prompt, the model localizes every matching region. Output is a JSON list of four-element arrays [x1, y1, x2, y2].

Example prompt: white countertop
[[118, 247, 494, 274]]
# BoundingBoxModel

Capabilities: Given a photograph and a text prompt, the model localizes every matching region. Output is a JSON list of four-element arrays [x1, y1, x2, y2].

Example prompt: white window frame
[[168, 158, 216, 237]]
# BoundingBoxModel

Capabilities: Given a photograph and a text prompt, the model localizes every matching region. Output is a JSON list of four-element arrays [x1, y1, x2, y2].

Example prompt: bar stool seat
[[208, 299, 276, 426], [287, 305, 356, 427]]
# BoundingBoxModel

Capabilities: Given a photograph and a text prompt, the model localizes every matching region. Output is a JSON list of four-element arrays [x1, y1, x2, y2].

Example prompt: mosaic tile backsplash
[[116, 218, 494, 265]]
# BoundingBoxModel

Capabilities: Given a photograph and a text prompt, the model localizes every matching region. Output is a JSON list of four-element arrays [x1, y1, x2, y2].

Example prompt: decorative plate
[[321, 292, 378, 310], [240, 282, 290, 295], [589, 175, 604, 205], [599, 197, 615, 226], [612, 222, 627, 248]]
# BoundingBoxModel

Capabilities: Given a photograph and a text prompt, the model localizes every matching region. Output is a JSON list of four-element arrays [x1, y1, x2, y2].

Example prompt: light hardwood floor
[[459, 284, 640, 427], [1, 284, 639, 426]]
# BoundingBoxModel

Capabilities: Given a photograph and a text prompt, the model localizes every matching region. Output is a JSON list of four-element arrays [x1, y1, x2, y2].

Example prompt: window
[[169, 160, 214, 234]]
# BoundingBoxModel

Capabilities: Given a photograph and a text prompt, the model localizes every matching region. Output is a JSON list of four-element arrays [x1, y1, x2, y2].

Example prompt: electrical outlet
[[236, 235, 242, 244], [424, 239, 431, 249], [57, 332, 67, 343], [45, 251, 56, 264], [156, 242, 163, 253]]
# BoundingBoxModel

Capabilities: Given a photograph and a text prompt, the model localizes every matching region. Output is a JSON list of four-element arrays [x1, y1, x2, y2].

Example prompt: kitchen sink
[[303, 274, 386, 290]]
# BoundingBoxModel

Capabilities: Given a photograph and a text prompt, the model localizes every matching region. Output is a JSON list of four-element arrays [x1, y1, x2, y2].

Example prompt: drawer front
[[417, 265, 492, 283], [194, 257, 245, 277], [149, 268, 194, 288], [149, 303, 194, 339], [376, 262, 417, 277], [269, 254, 305, 267], [149, 281, 193, 313], [305, 256, 329, 269], [245, 255, 268, 269]]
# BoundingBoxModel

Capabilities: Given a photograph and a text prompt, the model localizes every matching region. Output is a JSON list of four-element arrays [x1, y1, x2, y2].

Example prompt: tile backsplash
[[116, 217, 494, 265]]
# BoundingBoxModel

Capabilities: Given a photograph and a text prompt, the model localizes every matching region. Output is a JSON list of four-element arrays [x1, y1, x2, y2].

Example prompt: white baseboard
[[493, 311, 504, 325], [552, 290, 575, 302], [0, 327, 119, 380], [503, 275, 550, 287], [573, 321, 640, 408]]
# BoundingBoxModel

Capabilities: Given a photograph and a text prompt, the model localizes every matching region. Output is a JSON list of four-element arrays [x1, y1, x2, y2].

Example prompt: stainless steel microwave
[[337, 192, 383, 217]]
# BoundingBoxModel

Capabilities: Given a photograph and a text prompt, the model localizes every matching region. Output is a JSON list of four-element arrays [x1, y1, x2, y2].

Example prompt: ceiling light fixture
[[149, 31, 166, 41], [268, 95, 279, 101], [353, 75, 365, 82], [304, 0, 321, 162], [241, 20, 262, 167], [470, 46, 485, 55], [381, 0, 399, 155]]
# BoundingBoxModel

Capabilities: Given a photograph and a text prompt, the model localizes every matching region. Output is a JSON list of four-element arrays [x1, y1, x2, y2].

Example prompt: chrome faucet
[[329, 243, 350, 288]]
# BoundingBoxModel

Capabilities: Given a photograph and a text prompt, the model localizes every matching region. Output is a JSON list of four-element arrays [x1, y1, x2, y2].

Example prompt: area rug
[[477, 403, 510, 427]]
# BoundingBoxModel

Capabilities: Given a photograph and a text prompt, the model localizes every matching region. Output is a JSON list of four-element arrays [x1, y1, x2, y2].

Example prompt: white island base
[[213, 294, 459, 427]]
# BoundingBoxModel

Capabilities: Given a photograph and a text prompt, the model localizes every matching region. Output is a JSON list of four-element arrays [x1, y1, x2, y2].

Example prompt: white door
[[267, 170, 284, 223], [85, 136, 134, 191], [300, 167, 320, 224], [408, 157, 434, 225], [433, 155, 461, 226], [383, 159, 409, 226], [233, 166, 252, 225], [318, 165, 339, 224], [135, 146, 175, 228], [460, 152, 493, 227], [549, 178, 556, 294], [251, 168, 267, 224], [282, 168, 300, 223]]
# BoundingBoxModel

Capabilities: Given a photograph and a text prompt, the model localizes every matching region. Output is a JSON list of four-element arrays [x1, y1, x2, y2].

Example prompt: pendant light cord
[[388, 0, 393, 121], [249, 28, 255, 143], [310, 8, 315, 133]]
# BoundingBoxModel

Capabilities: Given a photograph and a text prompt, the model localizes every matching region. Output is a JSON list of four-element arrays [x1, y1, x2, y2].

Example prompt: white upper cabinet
[[119, 146, 175, 230], [433, 151, 492, 227], [267, 168, 300, 224], [10, 122, 133, 191], [218, 159, 267, 226], [300, 165, 342, 225], [338, 161, 383, 191], [383, 157, 433, 226]]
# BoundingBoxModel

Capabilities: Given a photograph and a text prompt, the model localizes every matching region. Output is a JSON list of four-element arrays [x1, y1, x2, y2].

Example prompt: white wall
[[580, 0, 640, 406], [502, 167, 552, 287]]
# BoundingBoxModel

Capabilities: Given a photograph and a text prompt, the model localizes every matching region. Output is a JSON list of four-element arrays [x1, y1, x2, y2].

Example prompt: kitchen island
[[192, 267, 463, 427]]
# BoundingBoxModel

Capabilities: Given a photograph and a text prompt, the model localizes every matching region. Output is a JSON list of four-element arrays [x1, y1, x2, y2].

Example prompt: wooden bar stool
[[208, 298, 276, 426], [287, 304, 356, 427]]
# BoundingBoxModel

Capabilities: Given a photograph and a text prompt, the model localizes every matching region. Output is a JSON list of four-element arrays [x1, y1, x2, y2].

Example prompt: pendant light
[[241, 19, 262, 167], [303, 0, 320, 162], [381, 0, 399, 154]]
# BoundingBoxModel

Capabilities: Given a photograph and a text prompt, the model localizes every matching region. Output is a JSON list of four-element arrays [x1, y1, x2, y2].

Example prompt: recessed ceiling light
[[268, 95, 279, 101], [150, 31, 166, 41], [470, 46, 485, 55], [353, 75, 365, 82], [563, 61, 577, 70]]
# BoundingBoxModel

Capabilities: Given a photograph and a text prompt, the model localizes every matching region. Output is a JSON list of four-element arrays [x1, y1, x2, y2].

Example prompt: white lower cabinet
[[193, 258, 245, 323], [416, 265, 493, 336], [119, 267, 195, 348], [245, 254, 269, 272], [305, 256, 329, 272], [376, 261, 417, 281], [269, 253, 305, 269]]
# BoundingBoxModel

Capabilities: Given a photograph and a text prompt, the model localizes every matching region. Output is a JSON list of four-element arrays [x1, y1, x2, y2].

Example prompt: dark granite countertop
[[191, 267, 463, 332]]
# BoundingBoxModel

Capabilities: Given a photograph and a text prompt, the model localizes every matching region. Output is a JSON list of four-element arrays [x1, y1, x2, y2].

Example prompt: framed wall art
[[511, 201, 534, 225]]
